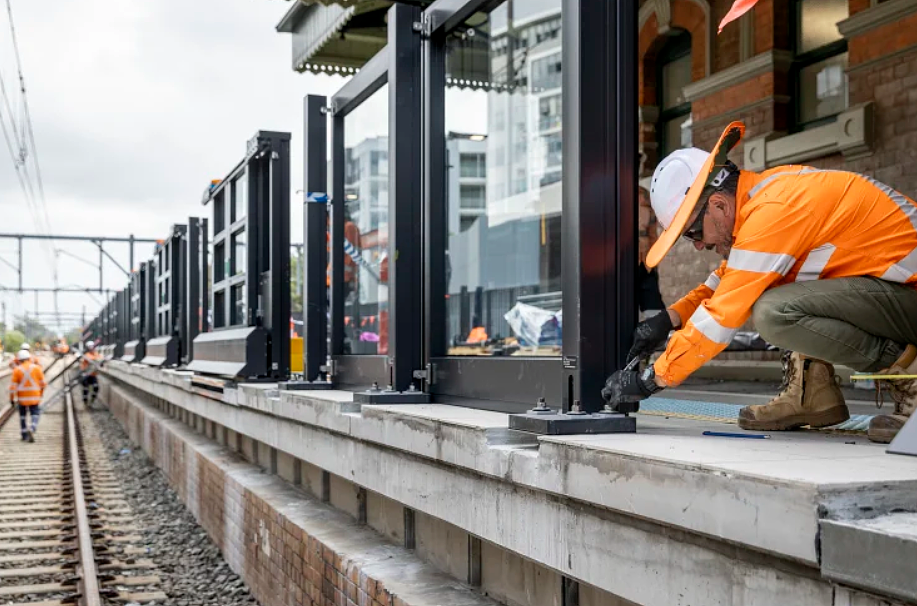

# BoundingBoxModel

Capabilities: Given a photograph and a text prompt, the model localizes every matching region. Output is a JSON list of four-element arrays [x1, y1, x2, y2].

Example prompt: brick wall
[[107, 384, 497, 606]]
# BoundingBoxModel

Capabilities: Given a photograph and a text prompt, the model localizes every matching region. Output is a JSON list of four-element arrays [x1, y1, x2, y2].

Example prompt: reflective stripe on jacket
[[9, 360, 46, 406], [656, 166, 917, 386]]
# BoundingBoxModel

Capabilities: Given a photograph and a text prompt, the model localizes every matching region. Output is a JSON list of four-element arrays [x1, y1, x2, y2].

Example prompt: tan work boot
[[738, 352, 849, 431], [868, 345, 917, 444]]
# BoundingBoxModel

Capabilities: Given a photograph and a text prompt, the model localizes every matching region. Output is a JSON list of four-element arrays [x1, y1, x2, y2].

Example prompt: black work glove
[[601, 367, 663, 412], [626, 311, 674, 363]]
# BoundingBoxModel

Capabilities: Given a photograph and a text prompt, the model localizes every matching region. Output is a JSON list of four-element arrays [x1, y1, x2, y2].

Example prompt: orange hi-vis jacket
[[656, 166, 917, 386], [81, 351, 103, 376], [9, 360, 46, 406]]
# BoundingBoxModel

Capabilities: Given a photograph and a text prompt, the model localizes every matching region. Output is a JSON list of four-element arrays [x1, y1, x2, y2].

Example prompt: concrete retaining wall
[[101, 365, 916, 606]]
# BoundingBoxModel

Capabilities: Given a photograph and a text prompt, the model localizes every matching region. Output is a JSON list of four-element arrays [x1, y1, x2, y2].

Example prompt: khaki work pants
[[752, 277, 917, 372]]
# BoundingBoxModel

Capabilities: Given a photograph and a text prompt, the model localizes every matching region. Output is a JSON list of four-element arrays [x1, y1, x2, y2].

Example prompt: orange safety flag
[[467, 326, 488, 343], [718, 0, 760, 33]]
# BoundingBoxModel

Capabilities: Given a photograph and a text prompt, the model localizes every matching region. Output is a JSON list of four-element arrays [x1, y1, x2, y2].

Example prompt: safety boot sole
[[737, 405, 850, 431]]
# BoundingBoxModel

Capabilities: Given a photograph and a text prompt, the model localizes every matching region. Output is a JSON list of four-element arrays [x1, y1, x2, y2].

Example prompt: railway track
[[0, 372, 167, 605]]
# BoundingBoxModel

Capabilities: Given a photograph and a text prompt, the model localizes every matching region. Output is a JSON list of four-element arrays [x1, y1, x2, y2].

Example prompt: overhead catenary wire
[[1, 0, 61, 330]]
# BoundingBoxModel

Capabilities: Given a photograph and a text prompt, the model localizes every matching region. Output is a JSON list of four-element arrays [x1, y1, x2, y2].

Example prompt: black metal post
[[330, 115, 345, 358], [387, 2, 424, 392], [187, 217, 202, 363], [269, 132, 292, 380], [129, 234, 135, 273], [423, 13, 448, 364], [303, 95, 329, 383]]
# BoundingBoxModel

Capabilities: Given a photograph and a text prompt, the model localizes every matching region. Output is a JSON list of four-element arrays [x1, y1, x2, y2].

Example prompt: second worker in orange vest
[[603, 121, 917, 444], [9, 349, 46, 442]]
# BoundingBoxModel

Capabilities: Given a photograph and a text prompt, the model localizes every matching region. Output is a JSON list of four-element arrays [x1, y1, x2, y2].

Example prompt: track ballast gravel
[[89, 406, 260, 606]]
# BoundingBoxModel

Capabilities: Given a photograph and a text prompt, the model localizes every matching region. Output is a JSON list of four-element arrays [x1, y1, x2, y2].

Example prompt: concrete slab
[[821, 513, 917, 602], [103, 364, 917, 605]]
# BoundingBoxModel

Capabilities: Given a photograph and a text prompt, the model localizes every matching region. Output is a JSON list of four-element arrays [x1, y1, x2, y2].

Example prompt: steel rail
[[65, 386, 102, 606]]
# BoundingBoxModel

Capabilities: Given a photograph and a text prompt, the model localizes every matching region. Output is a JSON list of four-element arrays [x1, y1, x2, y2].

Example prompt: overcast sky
[[0, 0, 348, 334]]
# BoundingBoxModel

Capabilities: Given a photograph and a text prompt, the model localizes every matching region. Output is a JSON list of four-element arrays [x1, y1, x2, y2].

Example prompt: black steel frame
[[192, 130, 292, 380], [328, 39, 391, 388], [185, 217, 209, 365], [302, 95, 329, 382]]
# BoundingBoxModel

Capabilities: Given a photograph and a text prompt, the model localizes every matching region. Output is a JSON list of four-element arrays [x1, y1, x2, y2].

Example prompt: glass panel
[[214, 242, 225, 282], [165, 243, 170, 272], [214, 191, 226, 234], [798, 0, 848, 54], [231, 283, 246, 326], [233, 170, 247, 223], [232, 230, 246, 276], [799, 52, 848, 124], [214, 291, 225, 328], [343, 84, 389, 355], [661, 53, 691, 110], [164, 277, 170, 304], [443, 0, 563, 357]]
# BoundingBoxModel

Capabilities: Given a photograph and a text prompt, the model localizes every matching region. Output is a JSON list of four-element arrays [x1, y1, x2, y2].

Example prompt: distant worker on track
[[9, 349, 46, 442], [80, 341, 103, 406], [603, 121, 917, 444]]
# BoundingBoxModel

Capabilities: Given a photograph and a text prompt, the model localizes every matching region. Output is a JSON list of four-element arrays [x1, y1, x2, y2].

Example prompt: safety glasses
[[682, 200, 708, 243]]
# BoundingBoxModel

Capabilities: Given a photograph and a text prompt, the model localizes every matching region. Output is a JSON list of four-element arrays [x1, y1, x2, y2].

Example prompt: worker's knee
[[752, 288, 800, 347]]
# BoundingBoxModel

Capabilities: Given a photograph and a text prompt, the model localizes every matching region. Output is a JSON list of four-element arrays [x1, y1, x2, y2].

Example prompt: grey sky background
[[0, 0, 348, 334], [0, 0, 492, 336]]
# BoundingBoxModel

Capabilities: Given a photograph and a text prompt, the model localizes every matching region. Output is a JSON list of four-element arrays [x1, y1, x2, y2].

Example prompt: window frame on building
[[656, 28, 693, 157], [790, 0, 849, 132]]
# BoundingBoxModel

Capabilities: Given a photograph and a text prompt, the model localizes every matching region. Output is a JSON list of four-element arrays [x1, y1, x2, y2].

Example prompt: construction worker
[[9, 349, 46, 442], [602, 121, 917, 444], [80, 341, 103, 406]]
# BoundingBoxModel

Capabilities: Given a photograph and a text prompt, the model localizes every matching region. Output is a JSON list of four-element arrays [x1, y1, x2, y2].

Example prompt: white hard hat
[[17, 350, 31, 361], [645, 121, 746, 268], [86, 341, 95, 349], [650, 148, 710, 230], [20, 343, 30, 351]]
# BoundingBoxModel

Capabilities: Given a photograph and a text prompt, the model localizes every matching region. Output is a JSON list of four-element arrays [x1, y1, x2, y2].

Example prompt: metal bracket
[[412, 363, 437, 385], [320, 105, 334, 117], [413, 15, 432, 38], [320, 359, 337, 378]]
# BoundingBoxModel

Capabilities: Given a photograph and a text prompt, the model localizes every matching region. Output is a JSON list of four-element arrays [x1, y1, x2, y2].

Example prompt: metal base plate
[[353, 390, 432, 404], [887, 414, 917, 457], [280, 381, 335, 391], [508, 412, 636, 435]]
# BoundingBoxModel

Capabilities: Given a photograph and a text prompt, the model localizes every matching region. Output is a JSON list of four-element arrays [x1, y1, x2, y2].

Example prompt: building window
[[460, 184, 486, 209], [657, 29, 693, 157], [232, 230, 246, 276], [531, 52, 562, 92], [231, 283, 246, 326], [793, 0, 849, 130], [460, 153, 486, 178], [539, 95, 562, 131]]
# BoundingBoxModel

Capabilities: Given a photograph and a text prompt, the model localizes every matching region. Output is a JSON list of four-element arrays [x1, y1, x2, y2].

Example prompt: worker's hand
[[626, 311, 674, 363], [601, 368, 663, 409]]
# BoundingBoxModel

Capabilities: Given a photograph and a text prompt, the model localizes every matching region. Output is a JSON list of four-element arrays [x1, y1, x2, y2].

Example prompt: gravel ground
[[89, 407, 261, 606]]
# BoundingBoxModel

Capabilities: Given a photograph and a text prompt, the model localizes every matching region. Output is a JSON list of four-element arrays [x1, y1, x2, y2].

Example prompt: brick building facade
[[641, 0, 917, 307]]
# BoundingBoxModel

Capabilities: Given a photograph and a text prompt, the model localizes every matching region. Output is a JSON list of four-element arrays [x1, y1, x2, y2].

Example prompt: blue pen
[[702, 431, 770, 440]]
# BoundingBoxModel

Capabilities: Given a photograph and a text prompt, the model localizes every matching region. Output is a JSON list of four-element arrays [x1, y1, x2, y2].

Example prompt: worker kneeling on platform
[[80, 341, 103, 406], [602, 121, 917, 444], [9, 349, 46, 442]]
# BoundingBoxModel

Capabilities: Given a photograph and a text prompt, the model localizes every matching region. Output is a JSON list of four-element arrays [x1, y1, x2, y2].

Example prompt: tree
[[3, 330, 26, 352]]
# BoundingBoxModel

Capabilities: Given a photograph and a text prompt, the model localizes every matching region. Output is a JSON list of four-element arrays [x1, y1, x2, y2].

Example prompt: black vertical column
[[561, 0, 637, 413], [268, 132, 292, 380], [330, 116, 345, 357], [303, 95, 329, 382], [187, 217, 202, 364], [423, 17, 447, 364], [388, 2, 424, 392]]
